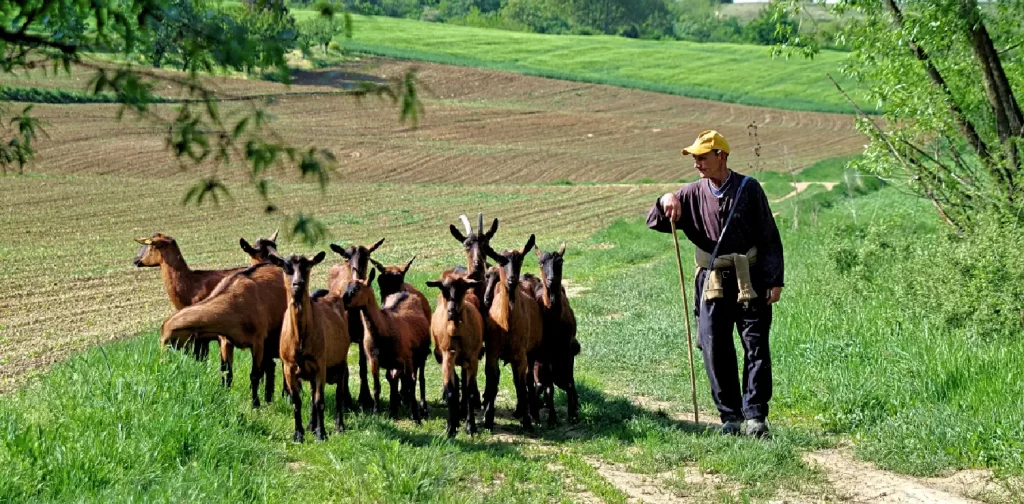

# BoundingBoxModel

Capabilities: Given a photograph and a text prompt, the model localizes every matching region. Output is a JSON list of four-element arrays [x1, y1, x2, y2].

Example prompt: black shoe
[[716, 420, 742, 436], [744, 418, 770, 438]]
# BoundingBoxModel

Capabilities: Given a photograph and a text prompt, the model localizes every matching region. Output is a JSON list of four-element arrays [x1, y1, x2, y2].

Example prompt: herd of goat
[[134, 213, 580, 442]]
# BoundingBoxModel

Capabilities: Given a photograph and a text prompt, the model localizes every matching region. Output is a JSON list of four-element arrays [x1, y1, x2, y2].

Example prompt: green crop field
[[303, 13, 865, 114]]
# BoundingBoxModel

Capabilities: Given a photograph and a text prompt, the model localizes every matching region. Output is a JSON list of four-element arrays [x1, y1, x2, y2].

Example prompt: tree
[[772, 0, 1024, 231], [298, 14, 345, 54], [0, 0, 419, 243]]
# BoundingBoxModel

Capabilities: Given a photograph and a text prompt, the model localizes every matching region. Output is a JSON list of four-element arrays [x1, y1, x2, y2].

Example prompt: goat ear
[[369, 258, 386, 274], [403, 255, 416, 274], [368, 238, 385, 253], [558, 242, 566, 256], [425, 280, 442, 289], [239, 238, 256, 255], [312, 251, 326, 266], [449, 224, 467, 243], [522, 234, 536, 255], [330, 243, 350, 259], [486, 248, 507, 265], [485, 218, 499, 238], [267, 253, 285, 268], [367, 268, 376, 284]]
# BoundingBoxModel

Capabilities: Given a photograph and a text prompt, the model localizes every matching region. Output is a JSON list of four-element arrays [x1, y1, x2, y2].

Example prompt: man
[[646, 130, 784, 438]]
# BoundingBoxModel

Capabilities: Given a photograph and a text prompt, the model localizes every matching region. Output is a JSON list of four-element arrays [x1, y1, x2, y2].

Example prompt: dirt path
[[804, 449, 1000, 504], [772, 181, 840, 204], [593, 395, 1000, 504]]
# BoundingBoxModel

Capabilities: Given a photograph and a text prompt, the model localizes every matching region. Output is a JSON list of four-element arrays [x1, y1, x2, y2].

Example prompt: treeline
[[290, 0, 835, 47]]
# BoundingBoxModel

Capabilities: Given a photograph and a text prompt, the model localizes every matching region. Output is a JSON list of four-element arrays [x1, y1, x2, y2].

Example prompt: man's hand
[[766, 287, 782, 305], [660, 192, 681, 222]]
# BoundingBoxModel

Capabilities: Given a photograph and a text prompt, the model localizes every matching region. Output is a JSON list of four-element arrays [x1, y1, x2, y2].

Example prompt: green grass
[[4, 163, 1024, 501], [296, 14, 871, 114]]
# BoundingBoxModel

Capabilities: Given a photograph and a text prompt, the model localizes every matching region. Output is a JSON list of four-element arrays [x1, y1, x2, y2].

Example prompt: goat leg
[[482, 353, 500, 431], [445, 378, 459, 438], [286, 369, 304, 443], [465, 368, 479, 436], [405, 372, 421, 425], [263, 357, 275, 404], [220, 338, 234, 388], [371, 359, 383, 415], [249, 345, 265, 409], [386, 372, 399, 420], [314, 381, 327, 441], [513, 366, 533, 432], [418, 361, 428, 419], [529, 360, 543, 423], [335, 366, 348, 433]]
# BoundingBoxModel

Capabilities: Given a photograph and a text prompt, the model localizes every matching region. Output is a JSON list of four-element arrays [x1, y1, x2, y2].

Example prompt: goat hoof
[[568, 414, 579, 424], [316, 430, 327, 442], [446, 427, 457, 439], [466, 422, 477, 436], [251, 400, 261, 409], [293, 431, 304, 443]]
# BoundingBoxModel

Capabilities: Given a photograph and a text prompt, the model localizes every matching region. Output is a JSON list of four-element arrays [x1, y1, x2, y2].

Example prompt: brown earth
[[14, 57, 866, 184]]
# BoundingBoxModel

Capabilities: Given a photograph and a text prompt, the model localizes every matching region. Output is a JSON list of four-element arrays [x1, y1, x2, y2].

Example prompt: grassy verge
[[3, 164, 1023, 501], [288, 13, 870, 114]]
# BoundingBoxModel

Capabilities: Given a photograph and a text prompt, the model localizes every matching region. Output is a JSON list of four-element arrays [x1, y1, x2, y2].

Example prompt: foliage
[[771, 0, 1024, 231], [743, 6, 798, 46], [0, 0, 420, 244]]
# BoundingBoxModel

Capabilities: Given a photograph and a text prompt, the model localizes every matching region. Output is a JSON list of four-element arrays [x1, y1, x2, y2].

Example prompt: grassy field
[[293, 13, 867, 114], [3, 153, 1023, 501]]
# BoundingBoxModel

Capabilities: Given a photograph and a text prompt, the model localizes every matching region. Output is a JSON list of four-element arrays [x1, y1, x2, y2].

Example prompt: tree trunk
[[884, 0, 989, 162], [959, 0, 1023, 196]]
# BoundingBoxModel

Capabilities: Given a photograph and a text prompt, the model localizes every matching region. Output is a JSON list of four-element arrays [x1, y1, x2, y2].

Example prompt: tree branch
[[828, 73, 961, 230], [0, 27, 77, 55]]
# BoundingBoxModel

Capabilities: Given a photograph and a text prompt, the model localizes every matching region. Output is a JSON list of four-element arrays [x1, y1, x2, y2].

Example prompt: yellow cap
[[681, 130, 730, 156]]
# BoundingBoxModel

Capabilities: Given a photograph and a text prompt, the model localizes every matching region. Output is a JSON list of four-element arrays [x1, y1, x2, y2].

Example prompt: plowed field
[[18, 58, 865, 184]]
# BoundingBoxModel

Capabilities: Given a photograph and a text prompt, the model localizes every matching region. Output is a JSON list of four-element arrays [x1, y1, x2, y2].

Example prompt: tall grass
[[288, 13, 869, 114]]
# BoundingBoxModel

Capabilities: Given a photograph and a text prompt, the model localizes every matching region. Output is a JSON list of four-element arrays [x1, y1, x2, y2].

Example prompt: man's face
[[693, 150, 727, 180]]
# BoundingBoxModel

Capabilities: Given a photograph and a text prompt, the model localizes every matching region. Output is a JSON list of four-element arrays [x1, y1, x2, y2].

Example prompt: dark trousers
[[694, 268, 773, 422]]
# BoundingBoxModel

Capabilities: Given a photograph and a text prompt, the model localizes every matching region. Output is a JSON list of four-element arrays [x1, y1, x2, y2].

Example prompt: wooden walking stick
[[669, 219, 699, 423]]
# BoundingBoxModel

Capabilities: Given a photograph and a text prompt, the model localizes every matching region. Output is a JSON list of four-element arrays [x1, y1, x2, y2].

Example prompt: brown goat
[[269, 251, 351, 442], [370, 255, 433, 413], [448, 213, 499, 411], [370, 255, 432, 321], [160, 261, 285, 408], [134, 230, 279, 389], [327, 239, 384, 412], [522, 243, 581, 425], [342, 269, 431, 423], [481, 234, 544, 431], [427, 271, 483, 437]]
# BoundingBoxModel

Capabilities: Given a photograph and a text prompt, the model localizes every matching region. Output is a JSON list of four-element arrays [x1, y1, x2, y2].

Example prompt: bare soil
[[18, 58, 866, 185]]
